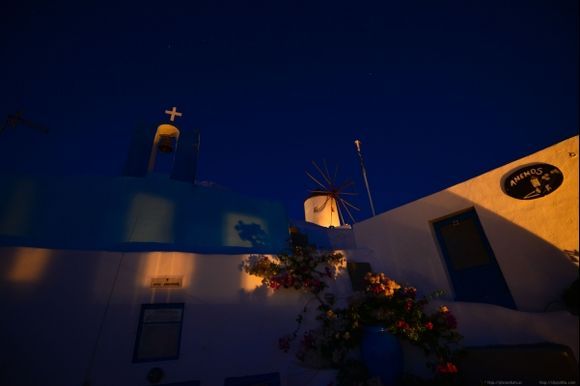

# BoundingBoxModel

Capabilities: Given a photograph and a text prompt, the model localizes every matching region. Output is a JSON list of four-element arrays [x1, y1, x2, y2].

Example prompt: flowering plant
[[241, 232, 462, 383], [291, 272, 462, 380], [241, 231, 345, 294], [294, 304, 362, 367], [351, 273, 462, 376]]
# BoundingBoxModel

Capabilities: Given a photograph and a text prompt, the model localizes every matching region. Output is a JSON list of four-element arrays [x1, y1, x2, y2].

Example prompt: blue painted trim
[[0, 175, 291, 255], [433, 207, 516, 309]]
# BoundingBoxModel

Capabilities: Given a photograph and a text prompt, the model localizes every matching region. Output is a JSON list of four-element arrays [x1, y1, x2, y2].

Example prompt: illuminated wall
[[0, 170, 295, 386], [349, 136, 579, 368], [0, 246, 315, 386], [353, 136, 579, 312]]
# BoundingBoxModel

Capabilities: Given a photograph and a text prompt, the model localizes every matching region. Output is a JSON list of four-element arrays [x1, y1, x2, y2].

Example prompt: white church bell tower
[[123, 106, 200, 183]]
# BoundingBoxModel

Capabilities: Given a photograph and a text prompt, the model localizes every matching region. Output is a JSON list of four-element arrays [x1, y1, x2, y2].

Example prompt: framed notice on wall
[[133, 303, 185, 362]]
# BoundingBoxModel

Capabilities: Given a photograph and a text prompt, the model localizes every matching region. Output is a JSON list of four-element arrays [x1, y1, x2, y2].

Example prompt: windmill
[[304, 160, 359, 227]]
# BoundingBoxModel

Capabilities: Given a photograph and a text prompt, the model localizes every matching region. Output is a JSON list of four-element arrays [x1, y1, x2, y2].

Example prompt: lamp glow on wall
[[8, 248, 51, 283]]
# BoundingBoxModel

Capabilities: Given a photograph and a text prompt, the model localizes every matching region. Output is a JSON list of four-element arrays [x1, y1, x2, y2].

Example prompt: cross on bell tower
[[164, 107, 182, 122]]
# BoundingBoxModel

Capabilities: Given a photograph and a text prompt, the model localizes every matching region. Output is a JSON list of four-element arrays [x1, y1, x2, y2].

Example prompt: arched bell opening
[[148, 124, 181, 174]]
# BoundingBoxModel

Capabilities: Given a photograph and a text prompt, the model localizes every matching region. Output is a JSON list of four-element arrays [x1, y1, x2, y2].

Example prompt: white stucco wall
[[353, 136, 578, 311], [0, 246, 327, 386], [351, 136, 579, 360]]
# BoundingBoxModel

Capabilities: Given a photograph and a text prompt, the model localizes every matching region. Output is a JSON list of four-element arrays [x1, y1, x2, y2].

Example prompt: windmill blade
[[309, 189, 336, 196], [336, 180, 355, 192], [310, 189, 352, 197], [323, 159, 333, 185], [339, 199, 357, 224], [306, 171, 328, 190], [340, 197, 360, 211], [336, 203, 346, 226], [312, 161, 332, 186]]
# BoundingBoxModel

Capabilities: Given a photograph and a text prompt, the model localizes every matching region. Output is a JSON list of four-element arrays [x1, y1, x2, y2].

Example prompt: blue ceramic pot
[[360, 326, 403, 386]]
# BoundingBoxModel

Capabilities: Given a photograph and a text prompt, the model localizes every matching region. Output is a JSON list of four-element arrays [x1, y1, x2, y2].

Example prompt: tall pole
[[354, 139, 376, 217]]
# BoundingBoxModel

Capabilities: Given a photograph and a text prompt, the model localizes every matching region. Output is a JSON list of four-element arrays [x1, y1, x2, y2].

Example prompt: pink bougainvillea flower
[[425, 322, 434, 330], [396, 320, 409, 330], [436, 362, 458, 374]]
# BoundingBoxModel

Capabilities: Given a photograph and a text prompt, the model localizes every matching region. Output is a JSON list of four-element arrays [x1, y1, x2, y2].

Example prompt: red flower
[[396, 320, 409, 330], [436, 362, 458, 374], [424, 322, 434, 330]]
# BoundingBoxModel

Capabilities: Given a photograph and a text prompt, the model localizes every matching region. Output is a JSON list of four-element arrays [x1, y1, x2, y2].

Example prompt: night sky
[[0, 1, 578, 222]]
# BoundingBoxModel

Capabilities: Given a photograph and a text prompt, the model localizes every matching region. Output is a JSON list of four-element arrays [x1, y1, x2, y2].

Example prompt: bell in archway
[[158, 134, 175, 153]]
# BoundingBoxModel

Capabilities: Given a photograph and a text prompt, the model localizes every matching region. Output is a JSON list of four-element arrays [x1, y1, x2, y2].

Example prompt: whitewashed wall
[[351, 136, 579, 362], [353, 136, 578, 311], [0, 246, 322, 386]]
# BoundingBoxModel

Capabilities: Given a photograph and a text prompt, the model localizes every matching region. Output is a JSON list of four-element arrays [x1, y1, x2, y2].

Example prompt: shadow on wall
[[353, 190, 578, 313], [235, 221, 270, 248], [0, 175, 289, 254], [563, 249, 579, 265]]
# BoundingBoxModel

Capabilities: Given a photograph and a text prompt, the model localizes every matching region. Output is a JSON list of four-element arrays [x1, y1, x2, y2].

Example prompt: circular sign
[[502, 163, 563, 200]]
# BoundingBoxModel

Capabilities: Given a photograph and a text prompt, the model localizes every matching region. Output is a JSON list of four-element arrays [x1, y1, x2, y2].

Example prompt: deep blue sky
[[0, 1, 578, 222]]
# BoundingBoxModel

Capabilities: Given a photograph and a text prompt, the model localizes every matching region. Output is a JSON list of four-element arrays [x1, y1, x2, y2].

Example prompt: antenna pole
[[354, 139, 376, 217]]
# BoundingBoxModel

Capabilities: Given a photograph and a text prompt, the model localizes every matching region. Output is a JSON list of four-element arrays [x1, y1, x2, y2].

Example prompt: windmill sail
[[304, 160, 359, 227]]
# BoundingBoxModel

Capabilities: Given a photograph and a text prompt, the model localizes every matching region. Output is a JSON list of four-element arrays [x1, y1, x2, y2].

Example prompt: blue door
[[433, 208, 516, 309]]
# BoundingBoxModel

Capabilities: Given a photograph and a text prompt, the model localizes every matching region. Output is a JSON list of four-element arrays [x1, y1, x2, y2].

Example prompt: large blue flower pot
[[360, 326, 403, 386]]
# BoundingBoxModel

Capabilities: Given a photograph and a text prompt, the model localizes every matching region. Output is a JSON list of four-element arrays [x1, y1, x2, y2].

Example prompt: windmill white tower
[[304, 160, 359, 228]]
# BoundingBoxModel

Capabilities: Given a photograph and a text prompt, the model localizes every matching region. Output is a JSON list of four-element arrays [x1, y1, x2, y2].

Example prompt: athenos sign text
[[502, 163, 563, 200]]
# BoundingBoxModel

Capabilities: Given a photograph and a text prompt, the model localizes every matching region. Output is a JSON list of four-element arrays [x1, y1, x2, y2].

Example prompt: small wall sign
[[502, 163, 563, 200], [150, 276, 183, 288]]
